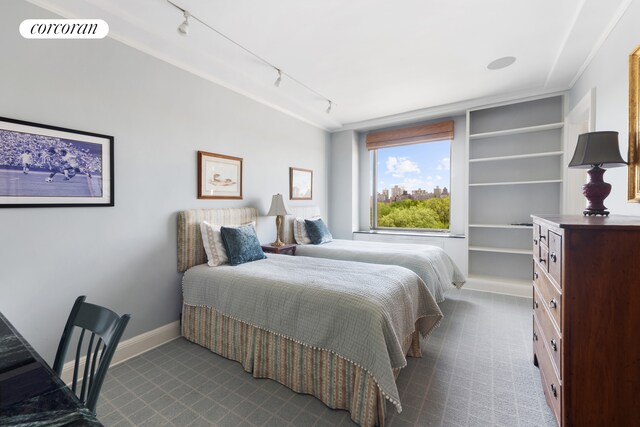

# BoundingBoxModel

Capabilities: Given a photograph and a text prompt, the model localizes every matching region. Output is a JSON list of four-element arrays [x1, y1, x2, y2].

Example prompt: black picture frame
[[0, 116, 114, 207]]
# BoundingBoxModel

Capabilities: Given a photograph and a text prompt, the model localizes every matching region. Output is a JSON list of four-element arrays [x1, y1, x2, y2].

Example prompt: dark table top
[[0, 312, 102, 426]]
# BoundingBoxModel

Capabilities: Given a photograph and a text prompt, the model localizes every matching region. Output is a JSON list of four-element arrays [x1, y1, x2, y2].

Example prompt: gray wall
[[569, 0, 640, 216], [0, 1, 329, 363], [329, 130, 359, 238]]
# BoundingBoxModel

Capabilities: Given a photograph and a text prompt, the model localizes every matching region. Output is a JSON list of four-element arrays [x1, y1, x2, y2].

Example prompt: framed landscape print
[[290, 167, 312, 200], [0, 116, 114, 207], [198, 151, 243, 199]]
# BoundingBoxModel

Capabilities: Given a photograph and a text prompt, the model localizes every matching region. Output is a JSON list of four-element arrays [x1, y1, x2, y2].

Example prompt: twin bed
[[178, 207, 464, 426], [283, 206, 465, 303]]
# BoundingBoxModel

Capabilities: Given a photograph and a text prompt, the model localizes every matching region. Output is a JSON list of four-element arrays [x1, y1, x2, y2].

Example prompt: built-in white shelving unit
[[468, 224, 533, 229], [468, 246, 533, 255], [466, 95, 564, 292], [468, 151, 564, 163], [468, 179, 562, 187]]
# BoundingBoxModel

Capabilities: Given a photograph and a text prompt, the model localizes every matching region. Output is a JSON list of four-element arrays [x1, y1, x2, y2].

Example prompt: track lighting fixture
[[274, 69, 282, 87], [168, 0, 335, 116], [177, 11, 190, 35]]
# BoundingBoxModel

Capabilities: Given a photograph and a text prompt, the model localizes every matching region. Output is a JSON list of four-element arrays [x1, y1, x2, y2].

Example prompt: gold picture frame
[[289, 167, 313, 200], [628, 45, 640, 202], [197, 151, 243, 199]]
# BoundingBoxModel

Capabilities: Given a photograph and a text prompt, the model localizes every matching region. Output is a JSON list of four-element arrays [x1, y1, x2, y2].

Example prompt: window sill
[[354, 230, 465, 239]]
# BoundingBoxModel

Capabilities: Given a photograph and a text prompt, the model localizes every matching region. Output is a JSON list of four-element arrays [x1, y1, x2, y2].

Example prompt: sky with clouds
[[376, 140, 450, 193]]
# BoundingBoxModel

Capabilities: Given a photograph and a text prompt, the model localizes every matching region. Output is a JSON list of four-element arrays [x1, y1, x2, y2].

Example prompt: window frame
[[370, 141, 452, 232]]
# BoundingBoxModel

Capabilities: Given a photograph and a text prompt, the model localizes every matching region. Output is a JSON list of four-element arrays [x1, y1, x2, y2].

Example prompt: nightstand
[[261, 244, 297, 255]]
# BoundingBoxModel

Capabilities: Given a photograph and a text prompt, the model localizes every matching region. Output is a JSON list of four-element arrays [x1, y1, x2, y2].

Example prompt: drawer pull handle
[[533, 239, 538, 245], [539, 257, 546, 264], [550, 339, 558, 352], [549, 299, 558, 309], [540, 235, 546, 241], [533, 272, 539, 280], [550, 383, 558, 398], [550, 252, 557, 263], [534, 300, 539, 309], [533, 332, 538, 341]]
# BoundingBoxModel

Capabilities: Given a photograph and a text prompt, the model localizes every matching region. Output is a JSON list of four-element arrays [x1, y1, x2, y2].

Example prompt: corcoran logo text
[[20, 19, 109, 39]]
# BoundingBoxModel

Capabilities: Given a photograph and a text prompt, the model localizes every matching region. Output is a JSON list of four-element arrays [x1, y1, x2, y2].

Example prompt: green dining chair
[[52, 296, 130, 414]]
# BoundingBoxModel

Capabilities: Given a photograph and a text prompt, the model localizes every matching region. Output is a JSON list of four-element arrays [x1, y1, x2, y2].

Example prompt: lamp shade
[[568, 131, 627, 169], [267, 194, 291, 216]]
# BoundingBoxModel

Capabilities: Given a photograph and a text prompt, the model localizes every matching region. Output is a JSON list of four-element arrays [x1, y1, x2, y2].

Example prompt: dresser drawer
[[539, 245, 549, 272], [533, 224, 541, 258], [533, 263, 561, 330], [534, 288, 562, 378], [534, 314, 562, 426], [548, 231, 562, 287], [538, 224, 549, 248]]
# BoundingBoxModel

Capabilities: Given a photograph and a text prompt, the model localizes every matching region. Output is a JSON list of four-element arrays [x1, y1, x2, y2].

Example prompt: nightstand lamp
[[267, 193, 291, 246], [568, 131, 627, 216]]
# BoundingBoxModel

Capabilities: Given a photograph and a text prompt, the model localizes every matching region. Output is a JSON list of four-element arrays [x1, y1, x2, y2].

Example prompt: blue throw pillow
[[220, 224, 266, 266], [304, 218, 333, 245]]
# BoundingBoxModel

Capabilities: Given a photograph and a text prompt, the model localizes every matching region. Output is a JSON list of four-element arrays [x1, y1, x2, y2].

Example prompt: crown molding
[[568, 0, 633, 88], [338, 87, 569, 133]]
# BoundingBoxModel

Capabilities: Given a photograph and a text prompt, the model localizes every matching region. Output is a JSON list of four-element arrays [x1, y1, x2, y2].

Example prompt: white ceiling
[[28, 0, 632, 131]]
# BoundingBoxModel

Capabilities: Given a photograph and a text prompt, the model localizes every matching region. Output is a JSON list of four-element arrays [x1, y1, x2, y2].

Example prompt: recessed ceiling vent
[[487, 56, 516, 70]]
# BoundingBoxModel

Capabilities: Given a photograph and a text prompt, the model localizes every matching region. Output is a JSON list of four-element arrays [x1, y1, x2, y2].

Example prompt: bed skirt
[[181, 303, 421, 427]]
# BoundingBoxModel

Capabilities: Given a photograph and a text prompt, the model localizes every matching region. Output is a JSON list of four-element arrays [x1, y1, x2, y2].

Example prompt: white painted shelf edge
[[469, 246, 532, 255], [467, 274, 531, 287], [469, 122, 564, 140], [468, 224, 533, 229], [469, 151, 564, 163], [469, 179, 562, 187]]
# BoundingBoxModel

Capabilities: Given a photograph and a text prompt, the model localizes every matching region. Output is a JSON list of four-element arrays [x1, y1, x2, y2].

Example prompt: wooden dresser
[[531, 215, 640, 426]]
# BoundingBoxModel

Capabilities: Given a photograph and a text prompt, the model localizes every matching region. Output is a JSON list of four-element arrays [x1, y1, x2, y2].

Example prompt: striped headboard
[[282, 206, 322, 244], [177, 207, 258, 272]]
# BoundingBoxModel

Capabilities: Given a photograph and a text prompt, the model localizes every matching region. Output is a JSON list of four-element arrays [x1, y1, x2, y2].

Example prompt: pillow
[[304, 218, 333, 245], [200, 221, 256, 266], [220, 224, 266, 266], [200, 221, 228, 266], [293, 217, 313, 245]]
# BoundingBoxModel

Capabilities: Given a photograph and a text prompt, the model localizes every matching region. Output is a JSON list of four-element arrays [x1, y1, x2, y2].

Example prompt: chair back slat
[[71, 328, 85, 393], [52, 296, 130, 415], [88, 339, 103, 396], [79, 332, 96, 403]]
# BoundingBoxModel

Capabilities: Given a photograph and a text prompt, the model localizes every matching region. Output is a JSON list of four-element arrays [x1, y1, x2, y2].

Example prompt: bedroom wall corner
[[328, 130, 359, 238], [0, 0, 329, 364], [568, 0, 640, 216]]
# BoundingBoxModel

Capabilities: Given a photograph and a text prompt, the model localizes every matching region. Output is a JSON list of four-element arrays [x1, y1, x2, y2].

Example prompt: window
[[367, 120, 453, 231]]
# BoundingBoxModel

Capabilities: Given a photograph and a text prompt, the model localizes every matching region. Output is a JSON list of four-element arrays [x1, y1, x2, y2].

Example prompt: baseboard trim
[[463, 277, 532, 298], [61, 320, 181, 384]]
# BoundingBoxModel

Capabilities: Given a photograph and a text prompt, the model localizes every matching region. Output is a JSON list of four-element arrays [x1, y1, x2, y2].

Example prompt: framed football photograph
[[0, 116, 114, 207]]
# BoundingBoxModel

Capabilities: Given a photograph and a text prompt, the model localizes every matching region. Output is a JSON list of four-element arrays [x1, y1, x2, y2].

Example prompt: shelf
[[469, 246, 532, 255], [469, 122, 564, 140], [469, 151, 564, 163], [469, 224, 533, 229], [469, 179, 562, 187], [467, 274, 531, 288]]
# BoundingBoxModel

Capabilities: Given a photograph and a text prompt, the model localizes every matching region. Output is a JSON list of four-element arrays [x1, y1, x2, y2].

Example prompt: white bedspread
[[182, 254, 442, 411], [295, 239, 465, 302]]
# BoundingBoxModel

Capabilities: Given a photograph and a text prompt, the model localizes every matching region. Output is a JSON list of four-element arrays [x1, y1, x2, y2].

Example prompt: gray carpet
[[95, 289, 557, 426]]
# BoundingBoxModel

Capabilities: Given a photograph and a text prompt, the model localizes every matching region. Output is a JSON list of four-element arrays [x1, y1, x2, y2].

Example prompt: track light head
[[274, 69, 282, 87], [326, 100, 332, 114], [178, 11, 190, 35]]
